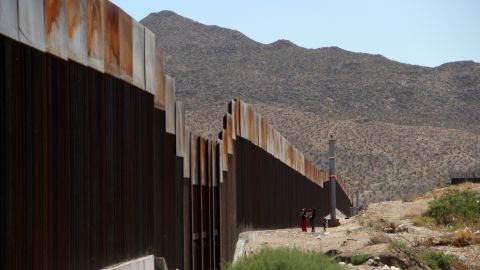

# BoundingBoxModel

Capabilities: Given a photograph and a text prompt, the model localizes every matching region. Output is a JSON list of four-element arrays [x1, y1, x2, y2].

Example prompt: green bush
[[223, 247, 345, 270], [426, 190, 480, 226], [388, 240, 409, 252], [350, 254, 369, 265], [421, 250, 452, 270]]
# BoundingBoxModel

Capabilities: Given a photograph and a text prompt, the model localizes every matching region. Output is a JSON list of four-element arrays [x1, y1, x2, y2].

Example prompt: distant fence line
[[0, 1, 352, 270], [450, 170, 480, 179], [450, 170, 480, 185]]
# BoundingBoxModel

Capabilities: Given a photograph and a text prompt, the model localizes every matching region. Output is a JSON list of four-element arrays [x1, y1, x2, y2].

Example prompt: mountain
[[141, 11, 480, 204]]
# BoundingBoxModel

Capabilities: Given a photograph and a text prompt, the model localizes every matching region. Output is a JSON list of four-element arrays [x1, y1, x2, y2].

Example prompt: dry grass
[[368, 232, 392, 245], [401, 194, 417, 202], [412, 216, 435, 228], [402, 207, 426, 220], [413, 237, 435, 248], [449, 229, 480, 247], [449, 256, 471, 270]]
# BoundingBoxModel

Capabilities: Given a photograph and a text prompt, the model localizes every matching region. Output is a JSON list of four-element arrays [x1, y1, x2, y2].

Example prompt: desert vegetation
[[222, 247, 344, 270], [426, 190, 480, 228]]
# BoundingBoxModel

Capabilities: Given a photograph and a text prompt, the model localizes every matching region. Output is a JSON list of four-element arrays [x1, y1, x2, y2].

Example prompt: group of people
[[299, 208, 328, 232]]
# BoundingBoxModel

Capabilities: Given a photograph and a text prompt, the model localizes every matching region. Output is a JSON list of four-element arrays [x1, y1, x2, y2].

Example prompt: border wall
[[450, 171, 480, 185], [0, 1, 352, 269]]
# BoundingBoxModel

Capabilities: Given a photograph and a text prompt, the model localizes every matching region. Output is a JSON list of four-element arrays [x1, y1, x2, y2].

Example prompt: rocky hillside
[[141, 11, 480, 203]]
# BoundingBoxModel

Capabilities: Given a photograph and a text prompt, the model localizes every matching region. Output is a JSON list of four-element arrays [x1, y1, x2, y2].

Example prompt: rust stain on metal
[[104, 1, 120, 76], [226, 114, 233, 154], [287, 143, 293, 168], [45, 0, 68, 59], [45, 0, 61, 35], [221, 131, 229, 171], [154, 48, 165, 102], [66, 0, 87, 65], [67, 0, 81, 39], [86, 0, 105, 71], [118, 8, 132, 83]]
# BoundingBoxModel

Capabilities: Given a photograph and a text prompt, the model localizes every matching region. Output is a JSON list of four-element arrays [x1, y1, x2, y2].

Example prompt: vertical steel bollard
[[328, 135, 336, 221]]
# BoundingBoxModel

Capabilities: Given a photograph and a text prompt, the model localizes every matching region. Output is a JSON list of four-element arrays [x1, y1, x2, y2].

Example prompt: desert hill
[[141, 11, 480, 203]]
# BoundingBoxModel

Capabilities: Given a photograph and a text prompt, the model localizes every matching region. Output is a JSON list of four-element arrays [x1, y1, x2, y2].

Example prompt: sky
[[111, 0, 480, 67]]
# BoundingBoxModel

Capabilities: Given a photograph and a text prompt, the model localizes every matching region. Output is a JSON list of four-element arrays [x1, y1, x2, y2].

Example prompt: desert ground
[[236, 183, 480, 269]]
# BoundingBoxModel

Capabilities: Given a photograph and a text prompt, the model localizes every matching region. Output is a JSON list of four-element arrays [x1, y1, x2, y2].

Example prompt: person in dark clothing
[[299, 208, 307, 232], [322, 218, 328, 232], [309, 209, 316, 232]]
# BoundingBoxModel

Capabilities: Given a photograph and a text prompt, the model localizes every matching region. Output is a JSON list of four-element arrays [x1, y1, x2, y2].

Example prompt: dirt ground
[[239, 183, 480, 269]]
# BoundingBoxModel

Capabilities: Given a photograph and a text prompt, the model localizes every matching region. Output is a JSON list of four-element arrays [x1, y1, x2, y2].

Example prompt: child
[[309, 209, 316, 232]]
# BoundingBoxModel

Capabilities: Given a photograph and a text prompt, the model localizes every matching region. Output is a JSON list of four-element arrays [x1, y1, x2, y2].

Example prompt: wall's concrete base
[[101, 255, 155, 270], [328, 218, 341, 227], [154, 257, 169, 270], [233, 231, 260, 263]]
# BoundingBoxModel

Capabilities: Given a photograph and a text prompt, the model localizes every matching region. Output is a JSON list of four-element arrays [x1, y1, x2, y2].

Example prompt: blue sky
[[111, 0, 480, 67]]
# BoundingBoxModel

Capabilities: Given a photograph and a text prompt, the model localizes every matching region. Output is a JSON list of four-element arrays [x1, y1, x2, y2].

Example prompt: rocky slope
[[141, 11, 480, 203]]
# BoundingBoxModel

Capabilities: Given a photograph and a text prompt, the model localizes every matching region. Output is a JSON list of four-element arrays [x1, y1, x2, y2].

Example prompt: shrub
[[450, 229, 479, 247], [426, 190, 480, 227], [420, 250, 452, 270], [388, 240, 409, 252], [223, 247, 345, 270], [350, 254, 369, 265]]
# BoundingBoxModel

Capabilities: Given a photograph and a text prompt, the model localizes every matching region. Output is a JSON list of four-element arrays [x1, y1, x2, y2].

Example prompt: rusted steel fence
[[0, 1, 352, 269]]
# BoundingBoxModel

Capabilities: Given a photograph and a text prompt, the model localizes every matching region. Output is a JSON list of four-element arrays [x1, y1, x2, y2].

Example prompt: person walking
[[309, 209, 316, 232], [322, 217, 328, 232], [299, 208, 307, 232]]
